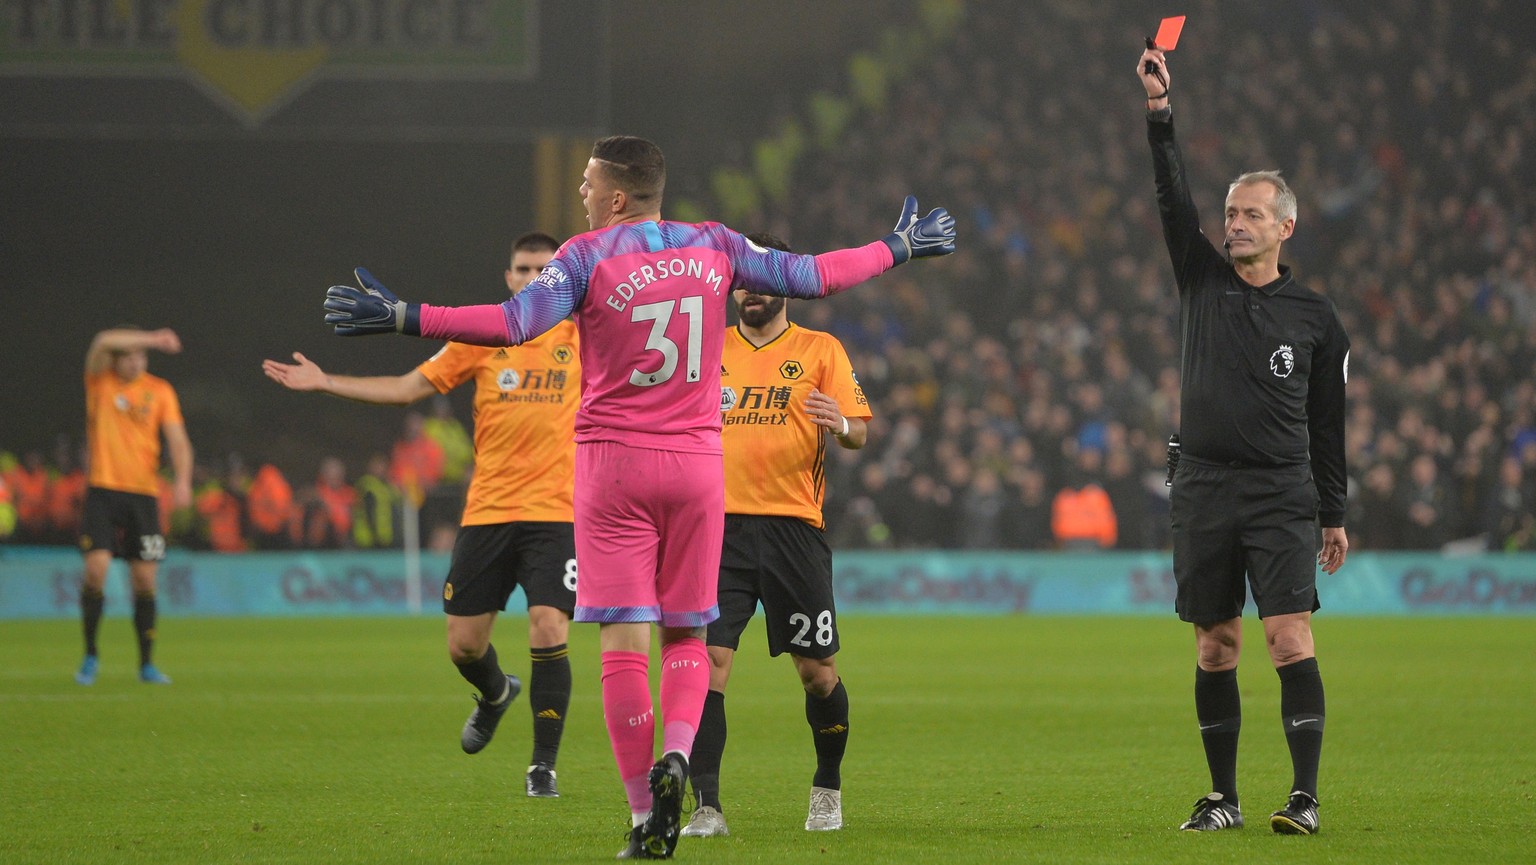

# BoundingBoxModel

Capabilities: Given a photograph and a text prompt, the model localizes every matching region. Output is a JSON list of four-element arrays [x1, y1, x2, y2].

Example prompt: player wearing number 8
[[681, 233, 870, 839], [265, 233, 578, 798], [321, 135, 955, 859]]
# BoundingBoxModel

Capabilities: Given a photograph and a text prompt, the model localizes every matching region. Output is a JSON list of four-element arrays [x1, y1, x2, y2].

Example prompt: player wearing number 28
[[682, 233, 870, 839], [321, 135, 956, 859]]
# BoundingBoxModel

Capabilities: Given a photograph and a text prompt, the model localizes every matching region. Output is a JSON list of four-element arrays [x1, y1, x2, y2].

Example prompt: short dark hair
[[744, 232, 791, 254], [591, 136, 665, 206], [511, 232, 559, 258]]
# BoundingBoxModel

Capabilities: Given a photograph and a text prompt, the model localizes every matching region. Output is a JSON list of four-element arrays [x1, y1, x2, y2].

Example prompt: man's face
[[580, 158, 621, 230], [732, 287, 785, 329], [1223, 181, 1293, 259], [113, 349, 147, 381], [506, 248, 555, 295]]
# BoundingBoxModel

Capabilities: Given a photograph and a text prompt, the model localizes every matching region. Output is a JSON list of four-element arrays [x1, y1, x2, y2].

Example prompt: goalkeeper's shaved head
[[591, 136, 665, 207]]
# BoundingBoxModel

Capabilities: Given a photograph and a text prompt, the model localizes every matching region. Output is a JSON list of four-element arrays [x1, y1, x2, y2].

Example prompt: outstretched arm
[[323, 267, 574, 347], [728, 196, 958, 300], [86, 328, 181, 374], [262, 352, 438, 405]]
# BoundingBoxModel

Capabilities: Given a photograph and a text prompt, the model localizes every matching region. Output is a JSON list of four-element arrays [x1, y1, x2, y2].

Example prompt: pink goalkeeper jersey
[[569, 228, 732, 451], [416, 219, 896, 454]]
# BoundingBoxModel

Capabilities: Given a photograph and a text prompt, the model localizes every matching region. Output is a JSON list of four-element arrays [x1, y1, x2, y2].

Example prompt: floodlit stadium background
[[5, 0, 1535, 558]]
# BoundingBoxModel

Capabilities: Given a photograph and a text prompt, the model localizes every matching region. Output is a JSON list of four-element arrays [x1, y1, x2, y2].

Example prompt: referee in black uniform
[[1139, 45, 1350, 836]]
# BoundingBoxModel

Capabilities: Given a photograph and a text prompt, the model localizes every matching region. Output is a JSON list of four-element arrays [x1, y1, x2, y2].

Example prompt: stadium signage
[[837, 562, 1036, 612], [1399, 567, 1536, 609], [0, 0, 533, 124], [6, 550, 1536, 618], [280, 564, 409, 604]]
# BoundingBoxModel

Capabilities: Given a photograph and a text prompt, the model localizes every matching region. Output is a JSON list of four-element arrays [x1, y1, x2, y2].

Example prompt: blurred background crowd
[[4, 0, 1533, 554]]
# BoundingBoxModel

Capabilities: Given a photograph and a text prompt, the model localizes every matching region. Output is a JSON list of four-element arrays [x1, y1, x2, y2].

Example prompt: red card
[[1154, 15, 1186, 51]]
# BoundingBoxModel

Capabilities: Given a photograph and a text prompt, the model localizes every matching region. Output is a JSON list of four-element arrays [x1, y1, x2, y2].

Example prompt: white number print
[[628, 296, 703, 387], [139, 534, 167, 561], [563, 558, 578, 593], [789, 610, 835, 648]]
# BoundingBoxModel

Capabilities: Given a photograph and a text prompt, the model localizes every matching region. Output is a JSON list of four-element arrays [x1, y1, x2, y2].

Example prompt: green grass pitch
[[2, 614, 1530, 864]]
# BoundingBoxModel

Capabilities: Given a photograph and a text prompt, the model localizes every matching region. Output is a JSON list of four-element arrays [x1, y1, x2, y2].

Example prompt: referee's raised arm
[[1140, 47, 1220, 289]]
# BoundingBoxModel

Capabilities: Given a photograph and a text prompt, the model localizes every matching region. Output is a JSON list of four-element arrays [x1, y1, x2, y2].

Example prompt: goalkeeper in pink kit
[[322, 136, 955, 859]]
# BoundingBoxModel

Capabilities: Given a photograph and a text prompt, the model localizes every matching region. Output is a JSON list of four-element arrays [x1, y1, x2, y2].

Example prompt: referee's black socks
[[1277, 657, 1325, 800], [1193, 666, 1241, 805], [528, 643, 571, 767], [807, 680, 850, 791]]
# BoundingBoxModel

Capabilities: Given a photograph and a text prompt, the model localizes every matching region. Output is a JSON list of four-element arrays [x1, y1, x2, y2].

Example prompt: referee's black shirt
[[1148, 108, 1350, 527]]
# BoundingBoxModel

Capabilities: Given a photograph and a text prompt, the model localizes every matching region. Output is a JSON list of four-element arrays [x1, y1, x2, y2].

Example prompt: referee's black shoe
[[1179, 793, 1243, 831], [460, 674, 521, 754], [636, 752, 688, 858], [1270, 791, 1320, 835]]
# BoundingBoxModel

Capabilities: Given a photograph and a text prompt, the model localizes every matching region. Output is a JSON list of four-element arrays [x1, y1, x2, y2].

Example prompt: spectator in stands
[[1003, 465, 1053, 550], [389, 411, 445, 503], [1050, 447, 1117, 550], [7, 450, 50, 544], [0, 472, 15, 540], [956, 466, 1008, 549], [423, 395, 473, 487], [246, 462, 294, 550], [46, 445, 87, 546], [1481, 455, 1535, 552], [1102, 444, 1149, 551], [889, 471, 952, 549], [352, 454, 401, 550], [294, 457, 355, 549], [1400, 454, 1451, 550], [194, 462, 246, 553]]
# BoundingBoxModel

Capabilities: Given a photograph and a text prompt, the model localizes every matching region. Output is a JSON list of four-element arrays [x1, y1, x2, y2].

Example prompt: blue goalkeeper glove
[[323, 267, 421, 336], [882, 195, 957, 264]]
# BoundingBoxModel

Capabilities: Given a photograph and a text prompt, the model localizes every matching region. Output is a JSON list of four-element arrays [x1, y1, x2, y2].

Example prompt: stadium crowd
[[726, 0, 1536, 554], [3, 0, 1534, 556], [0, 404, 473, 554]]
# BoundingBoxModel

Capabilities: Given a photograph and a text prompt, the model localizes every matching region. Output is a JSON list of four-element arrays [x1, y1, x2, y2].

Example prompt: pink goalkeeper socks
[[659, 637, 709, 758], [601, 651, 655, 813]]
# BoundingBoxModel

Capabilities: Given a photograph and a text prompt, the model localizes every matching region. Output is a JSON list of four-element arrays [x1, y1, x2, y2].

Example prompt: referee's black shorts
[[442, 522, 577, 617], [1170, 459, 1320, 623], [709, 514, 839, 659]]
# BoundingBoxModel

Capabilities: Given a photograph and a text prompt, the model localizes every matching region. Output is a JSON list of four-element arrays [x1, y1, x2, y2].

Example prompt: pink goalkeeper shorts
[[572, 440, 723, 627]]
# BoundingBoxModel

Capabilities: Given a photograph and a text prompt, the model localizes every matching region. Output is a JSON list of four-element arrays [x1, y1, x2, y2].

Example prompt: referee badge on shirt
[[1269, 344, 1295, 378]]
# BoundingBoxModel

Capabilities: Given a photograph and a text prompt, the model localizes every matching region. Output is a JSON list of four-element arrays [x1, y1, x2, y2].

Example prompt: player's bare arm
[[163, 421, 194, 510], [263, 351, 437, 406], [86, 327, 182, 374], [804, 389, 866, 449]]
